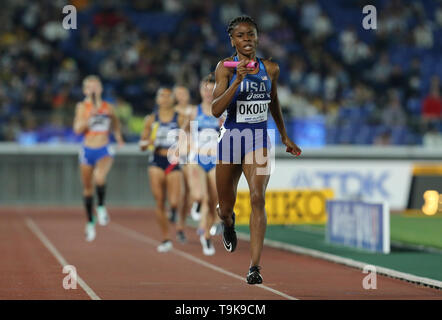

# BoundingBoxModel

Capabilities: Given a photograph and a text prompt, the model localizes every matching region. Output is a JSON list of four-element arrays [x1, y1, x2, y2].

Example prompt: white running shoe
[[210, 222, 223, 236], [97, 206, 110, 226], [190, 202, 201, 221], [200, 235, 215, 256], [85, 222, 96, 242], [157, 240, 173, 253]]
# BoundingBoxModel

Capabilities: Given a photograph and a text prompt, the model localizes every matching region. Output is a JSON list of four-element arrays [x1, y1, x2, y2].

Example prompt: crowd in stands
[[0, 0, 441, 146]]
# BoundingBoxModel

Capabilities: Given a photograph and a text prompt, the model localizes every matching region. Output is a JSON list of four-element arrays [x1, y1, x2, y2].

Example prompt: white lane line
[[25, 217, 101, 300], [236, 232, 442, 290], [111, 222, 298, 300]]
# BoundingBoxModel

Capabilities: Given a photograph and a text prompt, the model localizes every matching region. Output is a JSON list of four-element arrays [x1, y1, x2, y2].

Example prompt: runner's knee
[[168, 197, 179, 210], [95, 176, 106, 186], [83, 183, 94, 195], [250, 191, 265, 211]]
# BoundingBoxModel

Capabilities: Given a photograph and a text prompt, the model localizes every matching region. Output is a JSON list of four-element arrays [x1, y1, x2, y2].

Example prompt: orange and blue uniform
[[79, 101, 115, 166]]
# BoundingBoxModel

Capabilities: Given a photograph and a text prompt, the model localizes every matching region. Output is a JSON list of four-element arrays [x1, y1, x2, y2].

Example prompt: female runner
[[173, 86, 203, 229], [140, 87, 186, 252], [188, 75, 223, 255], [73, 75, 124, 242], [212, 16, 301, 284]]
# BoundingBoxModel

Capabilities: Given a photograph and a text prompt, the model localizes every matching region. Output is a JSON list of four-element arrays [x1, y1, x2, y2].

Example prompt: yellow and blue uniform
[[149, 111, 181, 174]]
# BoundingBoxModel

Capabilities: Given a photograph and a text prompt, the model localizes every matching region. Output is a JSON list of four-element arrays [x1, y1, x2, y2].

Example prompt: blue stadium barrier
[[291, 116, 326, 147]]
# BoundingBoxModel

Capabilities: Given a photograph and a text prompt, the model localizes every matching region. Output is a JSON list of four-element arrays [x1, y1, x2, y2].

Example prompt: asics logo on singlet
[[246, 92, 266, 100]]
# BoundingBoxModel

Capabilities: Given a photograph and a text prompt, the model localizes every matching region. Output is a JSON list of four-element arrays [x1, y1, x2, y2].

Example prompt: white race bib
[[88, 115, 111, 132], [236, 100, 270, 123]]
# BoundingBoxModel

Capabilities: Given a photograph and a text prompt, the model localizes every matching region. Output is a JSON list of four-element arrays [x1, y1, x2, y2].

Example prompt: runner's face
[[173, 87, 190, 105], [200, 82, 214, 103], [156, 89, 174, 109], [230, 23, 258, 57], [83, 79, 103, 97]]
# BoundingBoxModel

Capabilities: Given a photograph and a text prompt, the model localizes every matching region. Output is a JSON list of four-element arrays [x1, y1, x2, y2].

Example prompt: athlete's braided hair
[[227, 15, 258, 36]]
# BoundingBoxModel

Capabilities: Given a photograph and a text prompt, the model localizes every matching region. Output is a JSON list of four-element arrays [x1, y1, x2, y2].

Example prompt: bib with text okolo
[[236, 98, 270, 123]]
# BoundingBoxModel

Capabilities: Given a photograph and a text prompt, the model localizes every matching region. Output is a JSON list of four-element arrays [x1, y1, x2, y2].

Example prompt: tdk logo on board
[[291, 171, 390, 198]]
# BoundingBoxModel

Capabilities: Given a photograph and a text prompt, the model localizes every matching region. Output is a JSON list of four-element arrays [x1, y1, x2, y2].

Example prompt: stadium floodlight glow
[[422, 190, 442, 216]]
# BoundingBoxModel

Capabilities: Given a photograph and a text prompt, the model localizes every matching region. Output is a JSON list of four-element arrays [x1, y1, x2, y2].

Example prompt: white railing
[[0, 143, 441, 159]]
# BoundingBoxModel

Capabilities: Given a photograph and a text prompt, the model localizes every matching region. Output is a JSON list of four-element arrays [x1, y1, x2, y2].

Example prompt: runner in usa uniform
[[140, 87, 186, 253], [188, 75, 224, 255], [212, 16, 302, 284], [73, 75, 124, 242], [172, 85, 197, 242]]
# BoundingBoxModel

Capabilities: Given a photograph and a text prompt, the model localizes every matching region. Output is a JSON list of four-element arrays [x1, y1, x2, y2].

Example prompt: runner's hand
[[139, 139, 151, 151], [282, 136, 301, 157], [235, 59, 255, 82], [116, 136, 125, 149]]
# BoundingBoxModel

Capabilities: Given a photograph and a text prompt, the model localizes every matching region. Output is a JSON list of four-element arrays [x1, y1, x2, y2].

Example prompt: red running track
[[1, 207, 441, 300]]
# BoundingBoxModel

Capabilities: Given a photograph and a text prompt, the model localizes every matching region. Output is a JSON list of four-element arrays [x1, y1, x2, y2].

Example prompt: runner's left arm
[[109, 105, 124, 147], [266, 61, 301, 156]]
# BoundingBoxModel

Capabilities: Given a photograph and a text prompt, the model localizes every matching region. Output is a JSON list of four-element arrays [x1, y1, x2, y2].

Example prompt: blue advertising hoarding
[[326, 200, 390, 254]]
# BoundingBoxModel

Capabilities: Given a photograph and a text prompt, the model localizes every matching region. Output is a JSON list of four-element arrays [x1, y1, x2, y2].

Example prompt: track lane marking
[[236, 232, 442, 290], [111, 222, 298, 300], [25, 217, 101, 300]]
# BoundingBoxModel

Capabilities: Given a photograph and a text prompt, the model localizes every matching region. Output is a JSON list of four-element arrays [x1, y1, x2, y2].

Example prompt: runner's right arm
[[73, 103, 88, 135], [139, 114, 155, 151]]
